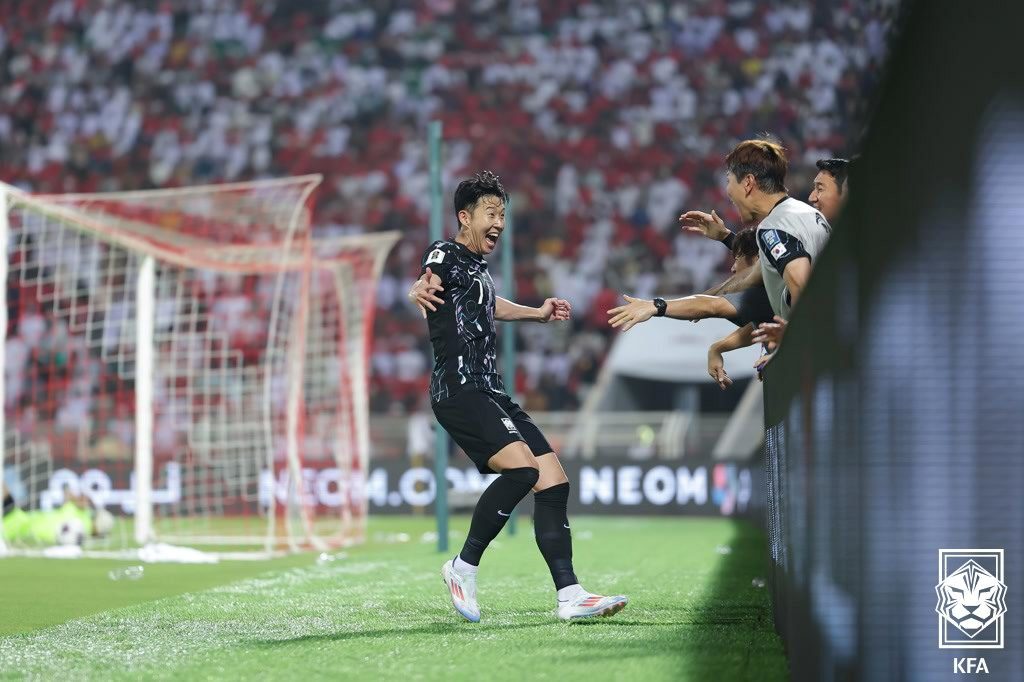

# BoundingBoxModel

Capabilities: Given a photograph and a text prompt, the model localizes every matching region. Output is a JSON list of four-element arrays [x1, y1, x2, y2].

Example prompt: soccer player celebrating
[[684, 154, 848, 368], [609, 144, 838, 384], [409, 171, 627, 623], [693, 139, 833, 320], [750, 157, 851, 350], [807, 158, 850, 225]]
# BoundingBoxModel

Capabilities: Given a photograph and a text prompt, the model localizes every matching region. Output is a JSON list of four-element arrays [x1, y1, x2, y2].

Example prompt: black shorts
[[431, 389, 553, 473]]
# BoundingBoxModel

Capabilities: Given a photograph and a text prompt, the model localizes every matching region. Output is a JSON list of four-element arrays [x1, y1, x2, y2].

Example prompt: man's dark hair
[[453, 171, 508, 225], [815, 158, 850, 193], [725, 138, 788, 194], [731, 227, 759, 262]]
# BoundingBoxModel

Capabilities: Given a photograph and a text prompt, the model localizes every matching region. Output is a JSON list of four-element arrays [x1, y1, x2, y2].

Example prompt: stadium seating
[[0, 0, 896, 417]]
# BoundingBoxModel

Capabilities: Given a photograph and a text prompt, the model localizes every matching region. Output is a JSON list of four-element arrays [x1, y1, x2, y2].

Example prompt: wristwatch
[[653, 297, 667, 317]]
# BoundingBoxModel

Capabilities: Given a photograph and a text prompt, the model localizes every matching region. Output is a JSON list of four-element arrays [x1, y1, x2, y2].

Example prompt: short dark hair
[[453, 171, 508, 225], [725, 138, 788, 194], [815, 158, 850, 193], [731, 227, 759, 262]]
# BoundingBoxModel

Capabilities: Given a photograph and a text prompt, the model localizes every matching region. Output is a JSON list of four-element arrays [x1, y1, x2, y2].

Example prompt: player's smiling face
[[808, 171, 845, 223], [457, 195, 505, 256]]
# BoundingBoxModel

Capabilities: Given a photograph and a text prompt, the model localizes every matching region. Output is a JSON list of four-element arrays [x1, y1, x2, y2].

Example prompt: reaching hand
[[752, 316, 787, 351], [607, 295, 657, 332], [679, 209, 730, 242], [408, 268, 445, 318], [538, 297, 571, 322], [754, 349, 775, 381], [707, 348, 732, 390]]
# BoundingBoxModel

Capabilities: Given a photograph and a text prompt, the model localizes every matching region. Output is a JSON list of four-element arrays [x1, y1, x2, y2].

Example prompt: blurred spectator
[[0, 0, 898, 416]]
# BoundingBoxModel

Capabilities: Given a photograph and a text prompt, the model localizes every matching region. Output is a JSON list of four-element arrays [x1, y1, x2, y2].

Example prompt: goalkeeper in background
[[2, 486, 114, 548]]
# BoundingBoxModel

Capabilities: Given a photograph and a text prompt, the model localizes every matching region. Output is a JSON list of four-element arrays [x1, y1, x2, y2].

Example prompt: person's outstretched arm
[[707, 264, 763, 296], [496, 296, 571, 322], [607, 294, 737, 332]]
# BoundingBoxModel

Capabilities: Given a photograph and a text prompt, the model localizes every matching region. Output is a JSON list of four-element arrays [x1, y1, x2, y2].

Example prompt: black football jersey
[[420, 239, 504, 403]]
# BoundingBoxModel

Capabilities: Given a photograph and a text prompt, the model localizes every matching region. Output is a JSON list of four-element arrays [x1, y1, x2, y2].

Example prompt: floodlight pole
[[428, 121, 450, 554], [501, 199, 518, 536], [0, 189, 7, 550]]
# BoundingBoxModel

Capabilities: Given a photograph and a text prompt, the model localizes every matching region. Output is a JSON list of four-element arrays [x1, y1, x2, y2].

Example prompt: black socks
[[533, 482, 579, 590], [457, 471, 580, 592], [458, 466, 539, 566]]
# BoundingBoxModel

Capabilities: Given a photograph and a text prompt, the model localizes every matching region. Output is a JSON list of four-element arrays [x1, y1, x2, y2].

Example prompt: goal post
[[0, 178, 397, 557], [134, 254, 155, 546]]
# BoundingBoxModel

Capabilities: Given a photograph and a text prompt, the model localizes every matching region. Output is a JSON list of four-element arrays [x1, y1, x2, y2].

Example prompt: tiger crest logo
[[935, 550, 1007, 648]]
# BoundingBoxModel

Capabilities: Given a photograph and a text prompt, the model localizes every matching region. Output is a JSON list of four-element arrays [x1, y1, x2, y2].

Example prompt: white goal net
[[0, 177, 397, 557]]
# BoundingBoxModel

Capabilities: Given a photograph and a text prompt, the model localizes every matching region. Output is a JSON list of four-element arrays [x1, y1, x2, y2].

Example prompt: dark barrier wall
[[762, 2, 1024, 680]]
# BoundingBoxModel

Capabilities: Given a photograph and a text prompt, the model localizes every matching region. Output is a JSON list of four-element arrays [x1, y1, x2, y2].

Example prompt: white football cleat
[[441, 559, 480, 623], [556, 590, 628, 621]]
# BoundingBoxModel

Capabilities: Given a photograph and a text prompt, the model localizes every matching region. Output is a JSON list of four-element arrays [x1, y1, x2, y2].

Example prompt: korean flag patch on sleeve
[[761, 229, 788, 260], [425, 248, 445, 265]]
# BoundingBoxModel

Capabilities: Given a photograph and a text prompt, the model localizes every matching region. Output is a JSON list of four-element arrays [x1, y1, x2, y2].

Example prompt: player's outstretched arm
[[679, 209, 733, 244], [710, 263, 763, 295], [408, 268, 445, 318], [496, 296, 571, 322], [608, 294, 736, 332], [704, 269, 749, 296], [707, 323, 756, 390]]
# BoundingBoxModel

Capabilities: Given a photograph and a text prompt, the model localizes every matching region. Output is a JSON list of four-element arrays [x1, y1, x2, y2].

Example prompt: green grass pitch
[[0, 516, 786, 681]]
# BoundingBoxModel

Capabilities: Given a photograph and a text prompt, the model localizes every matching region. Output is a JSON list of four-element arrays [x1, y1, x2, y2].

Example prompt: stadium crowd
[[0, 0, 896, 415]]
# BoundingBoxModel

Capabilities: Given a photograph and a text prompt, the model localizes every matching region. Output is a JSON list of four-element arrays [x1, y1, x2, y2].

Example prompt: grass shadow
[[680, 519, 788, 681], [248, 620, 550, 648], [557, 520, 786, 678], [250, 519, 787, 679]]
